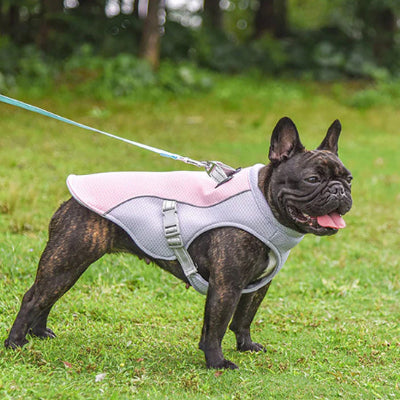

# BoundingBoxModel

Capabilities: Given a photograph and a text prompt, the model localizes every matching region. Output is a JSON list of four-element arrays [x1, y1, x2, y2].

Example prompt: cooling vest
[[67, 164, 304, 285]]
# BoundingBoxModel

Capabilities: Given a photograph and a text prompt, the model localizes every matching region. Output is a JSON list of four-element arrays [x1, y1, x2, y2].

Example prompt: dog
[[4, 117, 352, 369]]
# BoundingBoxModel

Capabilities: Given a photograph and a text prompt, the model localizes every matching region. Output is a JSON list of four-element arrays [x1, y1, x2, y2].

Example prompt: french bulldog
[[4, 117, 352, 369]]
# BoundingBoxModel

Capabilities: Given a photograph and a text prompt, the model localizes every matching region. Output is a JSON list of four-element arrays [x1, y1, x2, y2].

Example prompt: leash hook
[[205, 161, 241, 187]]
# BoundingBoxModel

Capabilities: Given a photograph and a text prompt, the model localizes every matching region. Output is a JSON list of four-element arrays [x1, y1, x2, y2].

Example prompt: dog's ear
[[269, 117, 305, 163], [317, 119, 341, 155]]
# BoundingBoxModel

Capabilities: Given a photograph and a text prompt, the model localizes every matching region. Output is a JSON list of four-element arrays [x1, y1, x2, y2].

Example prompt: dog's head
[[261, 117, 353, 236]]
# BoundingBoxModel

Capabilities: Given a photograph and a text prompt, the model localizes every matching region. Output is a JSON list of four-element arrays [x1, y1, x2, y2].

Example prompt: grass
[[0, 76, 399, 399]]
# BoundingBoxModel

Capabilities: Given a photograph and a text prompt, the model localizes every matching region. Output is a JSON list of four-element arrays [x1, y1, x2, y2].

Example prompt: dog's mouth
[[288, 206, 346, 233]]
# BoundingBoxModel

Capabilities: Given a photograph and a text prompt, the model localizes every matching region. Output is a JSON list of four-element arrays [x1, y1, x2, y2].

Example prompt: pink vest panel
[[67, 168, 250, 216]]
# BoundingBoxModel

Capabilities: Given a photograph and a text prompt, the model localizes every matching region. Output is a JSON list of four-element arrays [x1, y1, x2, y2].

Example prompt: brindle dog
[[5, 117, 353, 369]]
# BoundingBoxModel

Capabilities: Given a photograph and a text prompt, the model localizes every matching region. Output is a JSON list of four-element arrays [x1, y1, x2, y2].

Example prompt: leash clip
[[205, 161, 241, 187]]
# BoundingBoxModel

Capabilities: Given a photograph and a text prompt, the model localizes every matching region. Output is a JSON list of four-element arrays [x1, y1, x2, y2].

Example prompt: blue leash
[[0, 94, 237, 184]]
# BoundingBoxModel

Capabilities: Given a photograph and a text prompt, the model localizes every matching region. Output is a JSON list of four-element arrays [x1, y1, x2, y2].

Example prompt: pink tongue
[[317, 212, 346, 229]]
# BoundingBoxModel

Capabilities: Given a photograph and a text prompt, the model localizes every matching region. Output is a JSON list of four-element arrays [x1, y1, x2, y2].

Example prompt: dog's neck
[[257, 163, 292, 232], [257, 164, 274, 207]]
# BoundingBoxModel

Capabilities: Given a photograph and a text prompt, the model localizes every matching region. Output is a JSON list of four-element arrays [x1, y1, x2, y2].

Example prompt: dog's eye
[[345, 175, 353, 184], [305, 176, 320, 184]]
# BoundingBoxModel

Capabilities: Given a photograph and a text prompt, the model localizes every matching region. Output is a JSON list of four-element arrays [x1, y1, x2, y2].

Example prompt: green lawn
[[0, 77, 399, 399]]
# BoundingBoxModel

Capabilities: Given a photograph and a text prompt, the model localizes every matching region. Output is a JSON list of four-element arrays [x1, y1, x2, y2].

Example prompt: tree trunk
[[367, 6, 396, 60], [254, 0, 287, 39], [8, 4, 20, 37], [0, 1, 3, 34], [254, 0, 274, 39], [274, 0, 287, 38], [37, 0, 64, 50], [78, 0, 103, 13], [133, 0, 140, 18], [203, 0, 222, 30], [139, 0, 161, 70]]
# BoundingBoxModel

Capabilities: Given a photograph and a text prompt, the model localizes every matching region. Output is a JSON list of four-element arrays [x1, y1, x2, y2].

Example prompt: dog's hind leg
[[5, 199, 114, 348], [229, 282, 270, 352], [28, 306, 56, 339]]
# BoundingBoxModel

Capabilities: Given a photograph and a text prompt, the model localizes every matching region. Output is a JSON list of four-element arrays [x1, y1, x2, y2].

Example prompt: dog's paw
[[237, 341, 266, 353], [4, 337, 29, 349], [207, 358, 239, 370], [28, 327, 56, 339]]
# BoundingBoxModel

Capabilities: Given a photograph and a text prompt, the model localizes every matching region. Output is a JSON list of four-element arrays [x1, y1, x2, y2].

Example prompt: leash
[[0, 94, 238, 185]]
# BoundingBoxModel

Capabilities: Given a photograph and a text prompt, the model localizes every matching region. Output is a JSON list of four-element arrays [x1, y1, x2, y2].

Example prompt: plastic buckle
[[205, 161, 241, 187], [166, 235, 183, 248], [164, 223, 180, 238], [162, 200, 183, 248]]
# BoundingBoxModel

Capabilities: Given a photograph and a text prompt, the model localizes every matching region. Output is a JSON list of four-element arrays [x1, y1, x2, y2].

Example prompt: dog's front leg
[[229, 282, 270, 352], [199, 278, 242, 370]]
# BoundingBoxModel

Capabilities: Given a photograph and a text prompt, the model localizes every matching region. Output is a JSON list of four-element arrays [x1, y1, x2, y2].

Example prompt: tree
[[353, 0, 397, 60], [254, 0, 288, 39], [203, 0, 223, 30], [0, 0, 4, 34], [37, 0, 64, 50], [6, 2, 21, 39], [133, 0, 140, 18], [139, 0, 161, 69], [77, 0, 104, 14]]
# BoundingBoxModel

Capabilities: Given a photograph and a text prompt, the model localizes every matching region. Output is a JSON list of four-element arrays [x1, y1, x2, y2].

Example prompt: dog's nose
[[330, 184, 345, 198], [337, 186, 345, 198]]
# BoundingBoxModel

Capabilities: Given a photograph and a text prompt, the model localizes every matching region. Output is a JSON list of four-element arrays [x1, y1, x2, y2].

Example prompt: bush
[[61, 47, 214, 99], [101, 54, 157, 97], [0, 39, 54, 92], [161, 20, 196, 62], [0, 39, 214, 98], [191, 29, 288, 74], [158, 62, 214, 94], [346, 79, 400, 109]]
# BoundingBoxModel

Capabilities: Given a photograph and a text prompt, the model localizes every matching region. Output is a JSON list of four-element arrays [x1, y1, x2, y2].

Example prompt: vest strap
[[162, 200, 277, 296], [162, 200, 209, 294]]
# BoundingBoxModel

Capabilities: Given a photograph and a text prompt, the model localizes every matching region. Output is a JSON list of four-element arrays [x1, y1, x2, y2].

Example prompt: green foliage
[[79, 54, 214, 98], [2, 0, 400, 88], [189, 28, 389, 81], [2, 1, 400, 82], [65, 51, 214, 99], [100, 54, 157, 96], [0, 39, 54, 92], [157, 62, 214, 94], [283, 29, 385, 81], [161, 20, 197, 61], [0, 42, 214, 99], [183, 0, 400, 79], [63, 12, 143, 57], [289, 0, 340, 30], [191, 29, 288, 74], [344, 79, 400, 108]]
